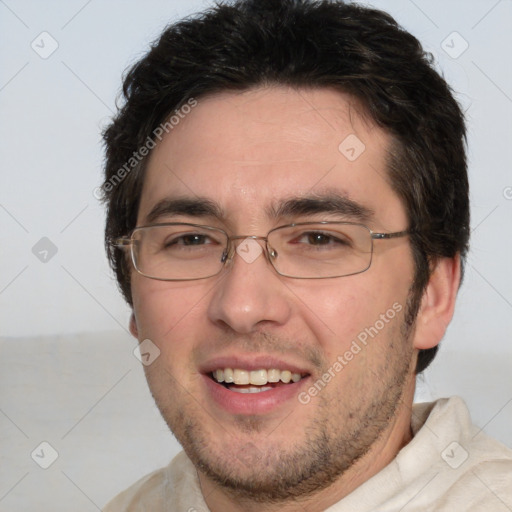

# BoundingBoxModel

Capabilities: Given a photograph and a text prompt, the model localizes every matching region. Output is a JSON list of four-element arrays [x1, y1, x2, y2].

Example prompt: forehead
[[138, 86, 406, 230]]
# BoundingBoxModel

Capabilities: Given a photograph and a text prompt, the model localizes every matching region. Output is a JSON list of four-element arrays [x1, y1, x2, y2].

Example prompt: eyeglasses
[[112, 222, 410, 281]]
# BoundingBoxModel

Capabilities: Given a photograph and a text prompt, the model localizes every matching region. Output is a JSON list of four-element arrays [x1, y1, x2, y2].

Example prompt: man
[[101, 0, 512, 510]]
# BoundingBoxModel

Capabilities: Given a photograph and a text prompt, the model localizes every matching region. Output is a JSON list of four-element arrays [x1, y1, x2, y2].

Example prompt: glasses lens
[[132, 224, 228, 280], [268, 223, 372, 278]]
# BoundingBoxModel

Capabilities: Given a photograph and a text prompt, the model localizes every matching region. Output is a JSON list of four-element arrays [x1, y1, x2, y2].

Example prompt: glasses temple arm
[[110, 237, 132, 247], [372, 230, 413, 240]]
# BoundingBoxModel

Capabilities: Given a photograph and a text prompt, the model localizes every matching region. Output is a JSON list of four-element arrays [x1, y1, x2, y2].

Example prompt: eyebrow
[[144, 192, 374, 225], [267, 192, 374, 223], [145, 197, 224, 224]]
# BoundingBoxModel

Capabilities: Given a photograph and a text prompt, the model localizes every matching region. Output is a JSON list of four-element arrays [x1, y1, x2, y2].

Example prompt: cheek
[[291, 273, 408, 357], [131, 278, 209, 347]]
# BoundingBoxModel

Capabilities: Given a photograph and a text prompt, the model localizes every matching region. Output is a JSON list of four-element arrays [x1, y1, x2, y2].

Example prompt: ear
[[412, 254, 461, 350], [129, 312, 139, 339]]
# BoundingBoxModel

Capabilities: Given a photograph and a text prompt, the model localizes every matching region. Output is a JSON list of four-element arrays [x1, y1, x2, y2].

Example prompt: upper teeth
[[213, 368, 302, 385]]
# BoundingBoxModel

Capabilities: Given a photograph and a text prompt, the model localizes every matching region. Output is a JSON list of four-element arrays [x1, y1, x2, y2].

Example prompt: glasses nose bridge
[[222, 234, 273, 266], [229, 234, 268, 243]]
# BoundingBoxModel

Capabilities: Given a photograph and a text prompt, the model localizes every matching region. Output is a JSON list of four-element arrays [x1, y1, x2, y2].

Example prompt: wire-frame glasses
[[112, 221, 410, 281]]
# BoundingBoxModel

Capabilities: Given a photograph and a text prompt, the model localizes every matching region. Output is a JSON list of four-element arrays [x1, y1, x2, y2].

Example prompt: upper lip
[[200, 355, 311, 375]]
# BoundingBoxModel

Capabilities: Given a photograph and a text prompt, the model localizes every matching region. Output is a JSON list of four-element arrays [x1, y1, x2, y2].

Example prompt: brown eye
[[306, 233, 332, 245], [294, 231, 351, 248], [176, 234, 209, 246]]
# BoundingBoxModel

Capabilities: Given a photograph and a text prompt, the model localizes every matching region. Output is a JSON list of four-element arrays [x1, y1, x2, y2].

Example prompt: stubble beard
[[145, 304, 416, 504]]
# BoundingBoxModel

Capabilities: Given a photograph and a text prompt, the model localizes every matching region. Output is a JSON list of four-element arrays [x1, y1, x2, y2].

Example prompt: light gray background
[[1, 0, 511, 510]]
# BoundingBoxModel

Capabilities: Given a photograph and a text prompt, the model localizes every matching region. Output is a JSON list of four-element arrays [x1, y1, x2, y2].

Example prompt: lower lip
[[202, 374, 308, 415]]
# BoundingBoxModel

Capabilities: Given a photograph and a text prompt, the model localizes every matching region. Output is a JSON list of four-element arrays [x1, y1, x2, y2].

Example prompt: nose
[[207, 238, 292, 334]]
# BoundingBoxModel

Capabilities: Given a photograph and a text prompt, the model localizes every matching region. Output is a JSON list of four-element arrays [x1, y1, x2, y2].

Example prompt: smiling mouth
[[210, 368, 308, 394]]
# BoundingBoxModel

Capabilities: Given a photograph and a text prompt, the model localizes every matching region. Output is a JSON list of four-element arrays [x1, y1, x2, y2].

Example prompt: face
[[130, 87, 418, 502]]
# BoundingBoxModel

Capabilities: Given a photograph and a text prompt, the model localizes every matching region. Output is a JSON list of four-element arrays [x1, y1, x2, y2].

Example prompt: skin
[[128, 87, 460, 511]]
